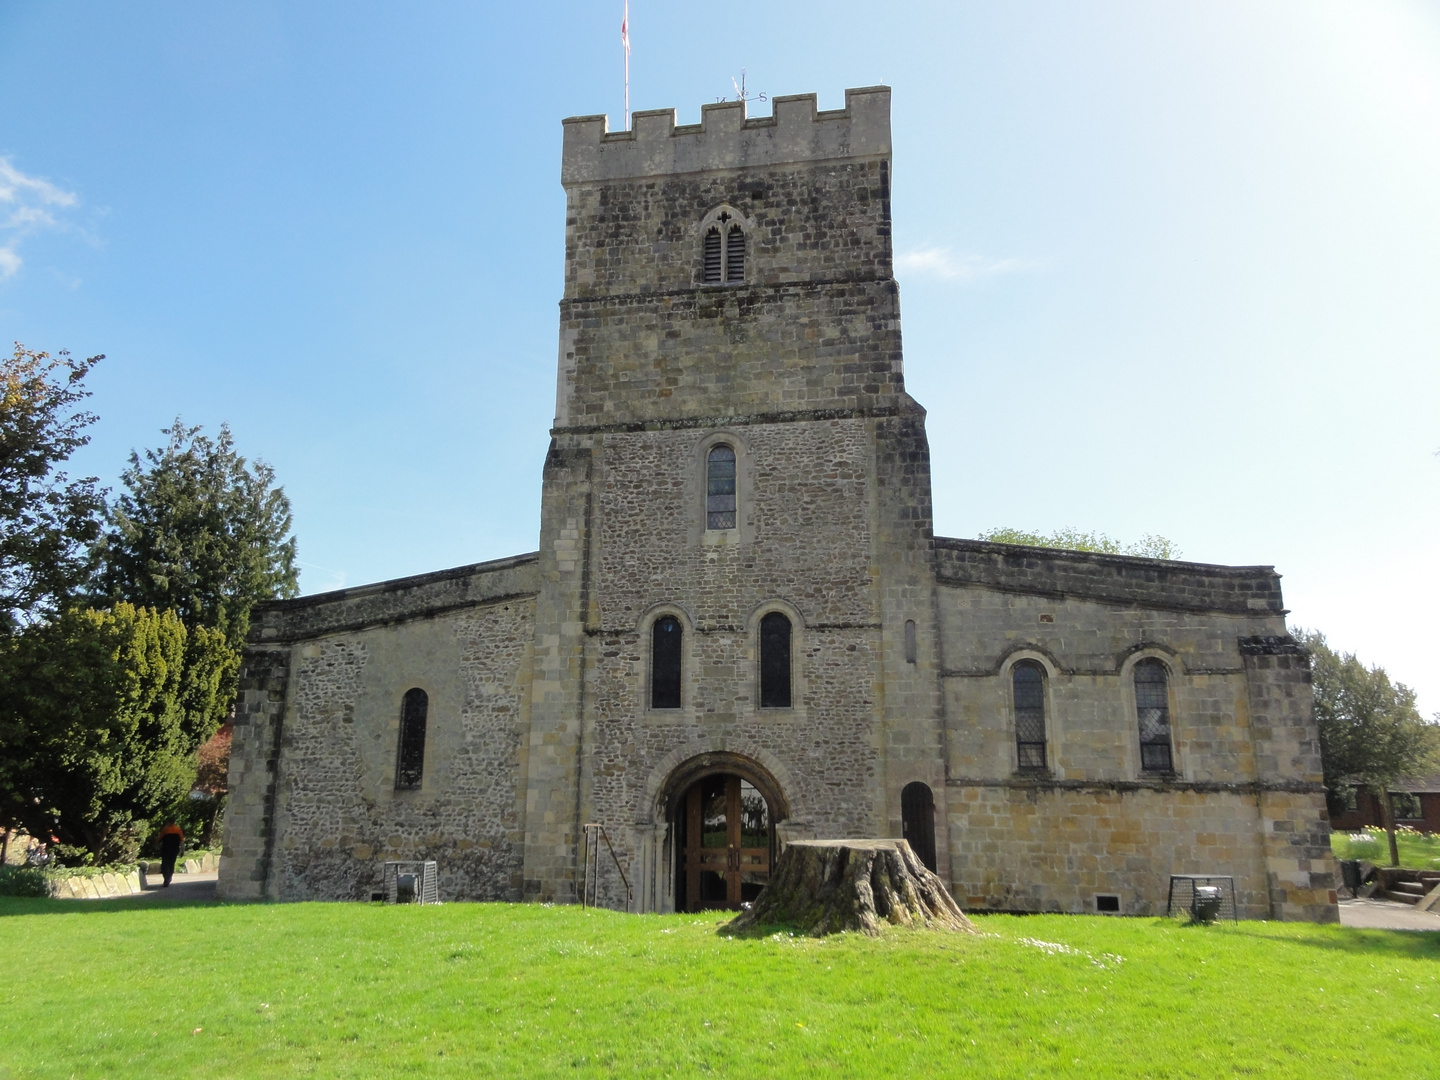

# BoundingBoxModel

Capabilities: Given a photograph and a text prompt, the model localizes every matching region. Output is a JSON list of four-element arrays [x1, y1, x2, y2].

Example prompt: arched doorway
[[675, 774, 773, 912], [901, 781, 937, 872]]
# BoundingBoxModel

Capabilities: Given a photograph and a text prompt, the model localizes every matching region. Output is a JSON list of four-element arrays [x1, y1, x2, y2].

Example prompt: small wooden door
[[901, 781, 937, 872], [680, 774, 771, 912]]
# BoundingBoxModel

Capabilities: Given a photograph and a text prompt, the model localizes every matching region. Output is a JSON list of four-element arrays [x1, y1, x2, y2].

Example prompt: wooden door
[[901, 781, 937, 872], [680, 774, 771, 912]]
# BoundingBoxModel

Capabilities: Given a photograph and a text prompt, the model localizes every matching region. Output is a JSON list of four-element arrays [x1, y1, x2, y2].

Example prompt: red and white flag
[[621, 1, 630, 56]]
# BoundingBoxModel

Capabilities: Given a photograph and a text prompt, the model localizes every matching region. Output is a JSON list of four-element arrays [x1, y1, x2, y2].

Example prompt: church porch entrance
[[676, 774, 773, 912]]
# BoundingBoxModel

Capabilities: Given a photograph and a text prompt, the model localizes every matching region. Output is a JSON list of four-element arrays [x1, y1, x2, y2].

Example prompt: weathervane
[[717, 69, 767, 106]]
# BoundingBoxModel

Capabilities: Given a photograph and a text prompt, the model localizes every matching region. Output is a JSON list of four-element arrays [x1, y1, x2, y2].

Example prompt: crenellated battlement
[[561, 86, 890, 185]]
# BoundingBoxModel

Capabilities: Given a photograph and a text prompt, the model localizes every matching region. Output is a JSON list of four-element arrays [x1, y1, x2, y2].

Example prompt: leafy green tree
[[978, 527, 1181, 560], [93, 420, 299, 648], [0, 604, 235, 864], [0, 344, 106, 632], [1298, 629, 1440, 866]]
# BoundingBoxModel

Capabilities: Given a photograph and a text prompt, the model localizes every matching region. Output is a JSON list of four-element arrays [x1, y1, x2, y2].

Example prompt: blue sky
[[2, 1, 1437, 714]]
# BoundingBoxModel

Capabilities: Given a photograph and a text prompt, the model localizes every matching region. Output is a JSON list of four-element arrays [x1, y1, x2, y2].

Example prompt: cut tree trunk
[[725, 839, 977, 937]]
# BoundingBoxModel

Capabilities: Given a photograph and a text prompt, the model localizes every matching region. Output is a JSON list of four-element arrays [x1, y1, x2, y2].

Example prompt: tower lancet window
[[651, 616, 682, 709], [759, 612, 792, 709], [706, 445, 737, 530], [726, 224, 746, 281], [702, 210, 746, 283]]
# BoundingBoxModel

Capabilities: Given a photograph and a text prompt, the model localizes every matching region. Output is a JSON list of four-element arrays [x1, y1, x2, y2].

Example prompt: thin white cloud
[[0, 158, 79, 280], [895, 246, 1030, 283]]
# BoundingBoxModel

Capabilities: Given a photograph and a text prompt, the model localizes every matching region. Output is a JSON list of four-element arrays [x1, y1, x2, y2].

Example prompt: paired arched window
[[702, 213, 746, 283], [706, 445, 737, 530], [1134, 659, 1174, 772], [395, 688, 428, 790], [759, 612, 792, 708], [1012, 661, 1047, 770], [651, 616, 683, 709]]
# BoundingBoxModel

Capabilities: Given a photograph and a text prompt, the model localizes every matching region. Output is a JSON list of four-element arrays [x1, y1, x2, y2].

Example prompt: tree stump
[[725, 839, 978, 937]]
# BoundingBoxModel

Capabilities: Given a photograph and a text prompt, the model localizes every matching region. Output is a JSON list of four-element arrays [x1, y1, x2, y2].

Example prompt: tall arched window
[[1134, 659, 1173, 772], [706, 445, 737, 530], [395, 688, 428, 790], [701, 211, 746, 283], [651, 616, 682, 709], [1013, 661, 1047, 770], [759, 612, 792, 709]]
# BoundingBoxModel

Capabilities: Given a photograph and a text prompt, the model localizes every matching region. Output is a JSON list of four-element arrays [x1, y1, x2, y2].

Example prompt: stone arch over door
[[632, 743, 796, 914]]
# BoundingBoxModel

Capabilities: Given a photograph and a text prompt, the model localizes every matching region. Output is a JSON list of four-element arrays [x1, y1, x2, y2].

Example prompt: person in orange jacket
[[157, 823, 184, 887]]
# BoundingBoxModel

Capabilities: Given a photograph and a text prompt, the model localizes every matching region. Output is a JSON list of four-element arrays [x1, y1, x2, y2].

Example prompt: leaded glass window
[[759, 612, 792, 709], [1135, 659, 1173, 772], [1013, 661, 1047, 770], [706, 445, 736, 530], [395, 688, 428, 790], [651, 616, 682, 709]]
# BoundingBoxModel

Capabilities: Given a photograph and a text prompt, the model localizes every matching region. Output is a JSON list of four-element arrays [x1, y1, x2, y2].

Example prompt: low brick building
[[1331, 776, 1440, 835], [218, 87, 1337, 921]]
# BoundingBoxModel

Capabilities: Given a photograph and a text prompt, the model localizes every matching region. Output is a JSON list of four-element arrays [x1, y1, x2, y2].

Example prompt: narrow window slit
[[395, 688, 428, 789], [759, 612, 792, 709]]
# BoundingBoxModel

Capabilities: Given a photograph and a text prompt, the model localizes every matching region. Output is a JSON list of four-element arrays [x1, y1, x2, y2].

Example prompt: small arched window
[[759, 612, 792, 709], [706, 445, 737, 530], [1134, 659, 1173, 772], [1012, 661, 1047, 770], [701, 211, 746, 283], [395, 688, 428, 790], [651, 616, 682, 709]]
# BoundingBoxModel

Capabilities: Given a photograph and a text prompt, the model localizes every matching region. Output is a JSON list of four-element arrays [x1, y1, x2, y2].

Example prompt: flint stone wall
[[218, 558, 539, 902]]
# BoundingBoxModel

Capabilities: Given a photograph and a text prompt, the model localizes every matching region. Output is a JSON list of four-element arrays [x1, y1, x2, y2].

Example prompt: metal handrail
[[580, 823, 633, 912]]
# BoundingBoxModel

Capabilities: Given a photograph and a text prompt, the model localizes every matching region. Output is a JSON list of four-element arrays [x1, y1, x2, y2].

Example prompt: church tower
[[220, 85, 1335, 921], [522, 86, 949, 908]]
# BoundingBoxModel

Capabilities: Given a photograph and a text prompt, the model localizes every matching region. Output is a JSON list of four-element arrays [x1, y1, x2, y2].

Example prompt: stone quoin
[[217, 87, 1339, 921]]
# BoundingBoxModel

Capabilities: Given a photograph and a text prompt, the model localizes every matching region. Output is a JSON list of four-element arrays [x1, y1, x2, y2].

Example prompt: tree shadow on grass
[[0, 894, 235, 918], [1218, 923, 1440, 961]]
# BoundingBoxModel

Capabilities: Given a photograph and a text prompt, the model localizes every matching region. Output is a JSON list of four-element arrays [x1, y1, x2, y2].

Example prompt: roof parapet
[[561, 86, 891, 186]]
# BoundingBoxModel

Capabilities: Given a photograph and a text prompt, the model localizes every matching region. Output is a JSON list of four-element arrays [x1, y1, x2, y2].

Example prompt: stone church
[[217, 87, 1338, 921]]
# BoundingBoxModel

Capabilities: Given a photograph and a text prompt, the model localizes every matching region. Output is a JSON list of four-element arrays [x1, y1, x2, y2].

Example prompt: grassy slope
[[0, 899, 1435, 1079], [1331, 828, 1440, 870]]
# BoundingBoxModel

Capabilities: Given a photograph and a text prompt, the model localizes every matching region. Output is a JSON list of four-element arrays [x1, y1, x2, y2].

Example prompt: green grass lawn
[[1331, 827, 1440, 870], [0, 898, 1435, 1079]]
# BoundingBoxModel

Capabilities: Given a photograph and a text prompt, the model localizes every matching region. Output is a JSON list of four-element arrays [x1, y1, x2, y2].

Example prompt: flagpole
[[622, 0, 630, 129]]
